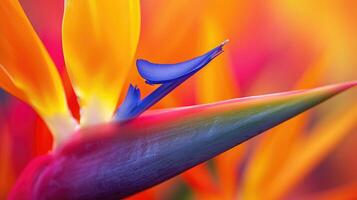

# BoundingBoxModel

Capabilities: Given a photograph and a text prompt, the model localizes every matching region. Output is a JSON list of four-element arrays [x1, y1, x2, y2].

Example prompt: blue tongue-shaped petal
[[115, 40, 228, 122], [137, 40, 227, 85]]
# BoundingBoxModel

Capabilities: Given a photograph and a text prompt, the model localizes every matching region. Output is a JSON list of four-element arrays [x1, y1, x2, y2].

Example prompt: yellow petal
[[62, 0, 141, 125], [196, 18, 238, 104], [0, 0, 77, 145]]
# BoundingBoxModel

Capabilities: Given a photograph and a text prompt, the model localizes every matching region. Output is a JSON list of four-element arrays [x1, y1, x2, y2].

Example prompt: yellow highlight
[[62, 0, 141, 125], [196, 19, 238, 104]]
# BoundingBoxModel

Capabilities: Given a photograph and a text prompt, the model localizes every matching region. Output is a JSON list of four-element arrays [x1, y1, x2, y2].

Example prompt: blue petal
[[137, 40, 228, 84], [115, 40, 228, 122], [116, 85, 141, 121]]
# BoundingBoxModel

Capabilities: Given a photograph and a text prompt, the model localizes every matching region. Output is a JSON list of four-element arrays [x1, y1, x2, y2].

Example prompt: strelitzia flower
[[1, 1, 356, 200]]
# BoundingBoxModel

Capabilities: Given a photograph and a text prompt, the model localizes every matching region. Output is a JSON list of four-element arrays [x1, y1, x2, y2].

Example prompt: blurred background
[[1, 0, 357, 199]]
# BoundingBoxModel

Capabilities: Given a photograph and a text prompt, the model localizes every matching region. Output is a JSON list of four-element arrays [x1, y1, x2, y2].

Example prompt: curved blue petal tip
[[137, 40, 228, 85], [115, 40, 228, 122]]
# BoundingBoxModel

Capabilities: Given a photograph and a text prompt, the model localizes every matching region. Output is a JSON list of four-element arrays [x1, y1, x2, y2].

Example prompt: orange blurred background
[[1, 0, 357, 199]]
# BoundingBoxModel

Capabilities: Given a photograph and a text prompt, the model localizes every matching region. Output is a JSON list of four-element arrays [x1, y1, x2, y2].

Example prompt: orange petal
[[181, 164, 218, 196], [62, 0, 141, 125], [0, 0, 77, 145], [127, 179, 177, 200], [0, 125, 14, 199]]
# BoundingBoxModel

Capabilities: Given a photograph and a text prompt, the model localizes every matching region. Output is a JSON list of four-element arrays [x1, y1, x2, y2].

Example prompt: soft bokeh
[[1, 0, 356, 199]]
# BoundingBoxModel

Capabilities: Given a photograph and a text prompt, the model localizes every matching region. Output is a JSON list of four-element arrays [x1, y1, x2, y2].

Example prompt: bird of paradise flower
[[0, 0, 356, 200]]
